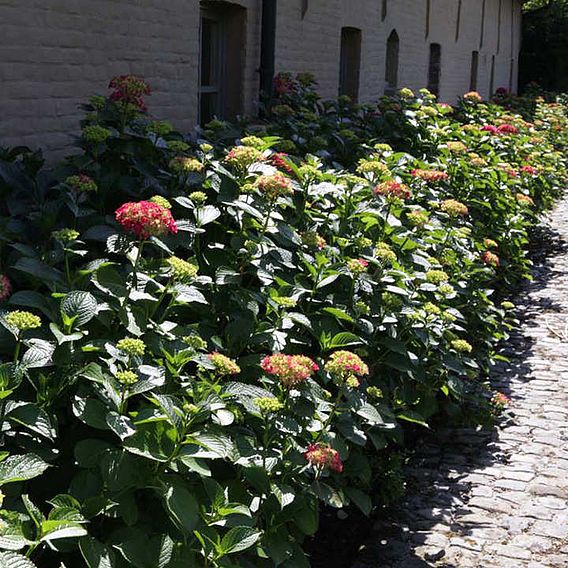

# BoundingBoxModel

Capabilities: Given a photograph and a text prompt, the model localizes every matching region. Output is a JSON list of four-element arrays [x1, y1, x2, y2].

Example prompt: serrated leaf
[[219, 526, 261, 554], [0, 454, 49, 485], [0, 551, 38, 568], [80, 537, 116, 568], [61, 291, 97, 327], [162, 484, 199, 533]]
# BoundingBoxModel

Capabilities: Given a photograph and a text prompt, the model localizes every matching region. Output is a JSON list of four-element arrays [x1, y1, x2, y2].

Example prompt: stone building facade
[[0, 0, 523, 157]]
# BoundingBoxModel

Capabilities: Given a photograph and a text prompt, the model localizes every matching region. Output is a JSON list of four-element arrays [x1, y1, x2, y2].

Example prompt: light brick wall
[[0, 0, 523, 158]]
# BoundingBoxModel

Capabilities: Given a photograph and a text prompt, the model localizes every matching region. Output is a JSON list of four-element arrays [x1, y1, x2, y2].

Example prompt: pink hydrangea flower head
[[374, 180, 411, 200], [325, 350, 369, 382], [115, 201, 178, 239], [0, 275, 12, 302], [261, 354, 319, 388], [304, 443, 343, 473], [481, 251, 500, 267], [411, 169, 449, 182]]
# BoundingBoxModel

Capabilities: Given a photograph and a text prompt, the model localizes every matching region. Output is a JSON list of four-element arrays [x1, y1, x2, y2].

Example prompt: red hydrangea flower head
[[481, 125, 499, 135], [108, 75, 151, 112], [374, 180, 411, 200], [271, 152, 294, 173], [115, 201, 178, 239], [411, 169, 449, 182], [497, 124, 519, 135], [0, 275, 12, 302], [261, 354, 319, 388], [304, 443, 343, 473], [520, 165, 538, 176], [273, 73, 295, 95]]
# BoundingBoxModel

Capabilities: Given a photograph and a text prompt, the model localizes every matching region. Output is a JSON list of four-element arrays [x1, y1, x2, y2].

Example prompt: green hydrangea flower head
[[117, 337, 145, 357], [438, 283, 455, 295], [366, 386, 383, 399], [167, 140, 190, 153], [116, 370, 139, 385], [376, 243, 397, 264], [355, 301, 370, 315], [451, 339, 473, 354], [52, 228, 80, 243], [208, 353, 241, 376], [381, 292, 403, 311], [146, 120, 173, 136], [274, 296, 297, 308], [182, 335, 207, 350], [82, 125, 112, 143], [200, 143, 213, 153], [166, 257, 198, 281], [426, 269, 449, 284], [189, 191, 207, 205], [254, 397, 284, 414], [501, 301, 515, 310], [89, 95, 106, 110], [424, 302, 441, 315], [5, 311, 41, 331], [240, 136, 265, 150], [149, 195, 172, 209], [169, 157, 203, 173]]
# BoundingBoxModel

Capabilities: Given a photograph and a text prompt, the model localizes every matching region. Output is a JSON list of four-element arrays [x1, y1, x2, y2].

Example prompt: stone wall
[[0, 0, 523, 157]]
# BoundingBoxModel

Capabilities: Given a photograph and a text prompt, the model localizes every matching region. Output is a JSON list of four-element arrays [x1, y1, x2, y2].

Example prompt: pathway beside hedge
[[356, 196, 568, 568]]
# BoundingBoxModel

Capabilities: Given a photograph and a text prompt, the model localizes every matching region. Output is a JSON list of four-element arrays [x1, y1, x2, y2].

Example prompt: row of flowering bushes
[[0, 74, 565, 567]]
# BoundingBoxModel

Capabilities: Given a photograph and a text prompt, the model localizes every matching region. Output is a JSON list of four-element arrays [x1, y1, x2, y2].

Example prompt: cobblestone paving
[[356, 199, 568, 568]]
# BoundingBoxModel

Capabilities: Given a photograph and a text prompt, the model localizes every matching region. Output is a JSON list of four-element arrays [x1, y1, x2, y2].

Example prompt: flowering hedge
[[0, 75, 565, 567]]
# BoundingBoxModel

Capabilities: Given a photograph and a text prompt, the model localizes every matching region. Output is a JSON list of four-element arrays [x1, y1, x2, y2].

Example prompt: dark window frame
[[339, 27, 362, 101]]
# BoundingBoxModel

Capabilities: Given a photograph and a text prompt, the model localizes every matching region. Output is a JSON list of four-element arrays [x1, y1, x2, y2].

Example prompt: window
[[381, 0, 387, 22], [455, 0, 462, 42], [470, 51, 479, 91], [427, 43, 441, 97], [199, 2, 246, 124], [339, 28, 362, 101], [425, 0, 431, 39], [384, 30, 399, 95], [489, 55, 496, 96]]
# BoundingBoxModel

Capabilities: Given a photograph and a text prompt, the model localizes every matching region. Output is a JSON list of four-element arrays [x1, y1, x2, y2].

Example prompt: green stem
[[13, 339, 21, 363]]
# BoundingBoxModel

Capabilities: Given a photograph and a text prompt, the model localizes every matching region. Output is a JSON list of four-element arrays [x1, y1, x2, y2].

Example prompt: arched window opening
[[425, 0, 431, 39], [381, 0, 387, 21], [384, 30, 399, 95], [199, 1, 246, 124], [339, 27, 362, 101], [470, 50, 479, 91], [427, 43, 442, 97]]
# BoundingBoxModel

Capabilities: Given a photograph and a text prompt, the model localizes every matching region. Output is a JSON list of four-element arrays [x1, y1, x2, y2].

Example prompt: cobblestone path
[[356, 198, 568, 568]]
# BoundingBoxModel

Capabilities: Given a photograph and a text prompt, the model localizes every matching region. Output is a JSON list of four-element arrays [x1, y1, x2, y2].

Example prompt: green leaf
[[162, 484, 199, 533], [345, 487, 373, 516], [328, 332, 363, 348], [40, 520, 87, 541], [219, 526, 261, 555], [12, 258, 65, 286], [0, 551, 38, 568], [0, 454, 49, 485], [6, 403, 56, 440], [80, 537, 116, 568], [22, 494, 44, 529], [321, 307, 354, 323], [21, 339, 55, 369], [195, 205, 221, 226], [316, 274, 339, 289], [397, 411, 430, 428], [61, 291, 97, 327]]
